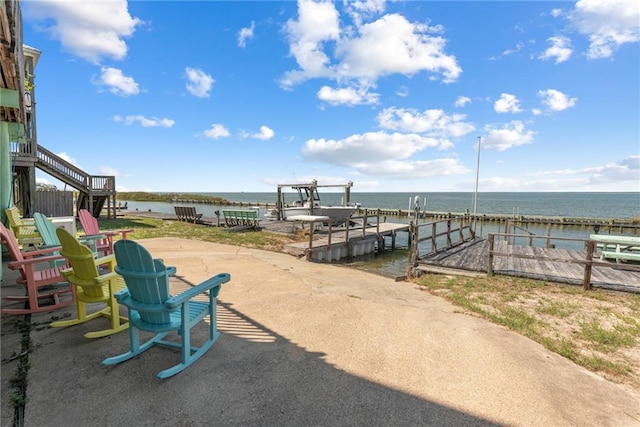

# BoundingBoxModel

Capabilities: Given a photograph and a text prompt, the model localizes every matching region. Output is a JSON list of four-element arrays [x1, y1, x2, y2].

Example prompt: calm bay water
[[197, 191, 639, 219], [124, 191, 639, 220], [121, 192, 639, 278]]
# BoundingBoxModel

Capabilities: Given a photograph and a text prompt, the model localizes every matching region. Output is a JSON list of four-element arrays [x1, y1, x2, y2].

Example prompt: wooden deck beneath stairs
[[417, 239, 640, 293]]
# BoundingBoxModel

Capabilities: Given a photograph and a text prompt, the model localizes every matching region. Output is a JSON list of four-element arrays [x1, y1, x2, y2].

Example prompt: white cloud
[[551, 8, 563, 18], [454, 96, 471, 108], [99, 166, 123, 177], [494, 93, 523, 114], [238, 21, 255, 48], [538, 89, 577, 112], [56, 152, 79, 167], [539, 36, 573, 63], [355, 158, 469, 178], [113, 115, 175, 128], [94, 67, 139, 96], [185, 67, 214, 98], [502, 42, 524, 56], [482, 155, 640, 191], [23, 0, 142, 64], [281, 0, 341, 87], [317, 85, 379, 106], [281, 0, 461, 99], [252, 126, 275, 140], [568, 0, 640, 59], [396, 86, 409, 97], [335, 14, 461, 83], [300, 130, 471, 179], [583, 155, 640, 183], [482, 121, 535, 151], [377, 107, 475, 143], [344, 0, 386, 27], [203, 124, 230, 139], [303, 131, 440, 165], [301, 130, 470, 178]]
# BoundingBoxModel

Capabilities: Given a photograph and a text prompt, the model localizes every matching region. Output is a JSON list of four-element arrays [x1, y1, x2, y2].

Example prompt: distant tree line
[[117, 192, 229, 204]]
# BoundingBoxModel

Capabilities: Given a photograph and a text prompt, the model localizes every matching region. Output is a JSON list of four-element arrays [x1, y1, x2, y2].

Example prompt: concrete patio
[[2, 237, 639, 426]]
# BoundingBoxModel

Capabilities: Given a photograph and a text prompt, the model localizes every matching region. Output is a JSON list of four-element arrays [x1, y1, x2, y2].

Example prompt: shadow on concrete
[[1, 261, 500, 426]]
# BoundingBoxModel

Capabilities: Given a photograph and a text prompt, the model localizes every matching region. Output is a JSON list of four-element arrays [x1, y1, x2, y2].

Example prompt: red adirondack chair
[[77, 209, 133, 256], [0, 223, 75, 315]]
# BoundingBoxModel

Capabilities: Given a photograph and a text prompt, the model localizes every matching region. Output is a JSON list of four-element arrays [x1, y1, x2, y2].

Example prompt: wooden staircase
[[10, 141, 117, 218]]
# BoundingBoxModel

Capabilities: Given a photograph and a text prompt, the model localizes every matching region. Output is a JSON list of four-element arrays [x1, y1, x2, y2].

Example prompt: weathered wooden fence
[[35, 190, 73, 216]]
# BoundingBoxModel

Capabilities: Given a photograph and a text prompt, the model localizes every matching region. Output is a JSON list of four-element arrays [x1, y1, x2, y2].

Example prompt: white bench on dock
[[590, 234, 640, 263], [286, 215, 330, 231]]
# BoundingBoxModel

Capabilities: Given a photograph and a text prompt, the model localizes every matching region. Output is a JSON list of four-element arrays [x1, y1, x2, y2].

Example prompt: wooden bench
[[600, 251, 640, 263], [590, 234, 640, 264], [222, 210, 261, 229], [174, 206, 204, 224]]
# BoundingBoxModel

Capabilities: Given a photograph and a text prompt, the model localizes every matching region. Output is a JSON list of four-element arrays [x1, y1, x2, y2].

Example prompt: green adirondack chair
[[103, 239, 231, 378], [50, 228, 128, 339]]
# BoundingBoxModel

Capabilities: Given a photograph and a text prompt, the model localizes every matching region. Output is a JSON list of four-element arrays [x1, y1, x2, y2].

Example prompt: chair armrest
[[19, 246, 63, 259], [114, 288, 130, 302], [116, 291, 180, 313], [9, 254, 66, 269], [165, 273, 230, 309], [93, 271, 121, 284], [80, 234, 106, 243], [104, 229, 133, 239]]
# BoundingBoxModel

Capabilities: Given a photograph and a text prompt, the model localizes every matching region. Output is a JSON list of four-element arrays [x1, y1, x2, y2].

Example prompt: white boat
[[267, 180, 360, 224]]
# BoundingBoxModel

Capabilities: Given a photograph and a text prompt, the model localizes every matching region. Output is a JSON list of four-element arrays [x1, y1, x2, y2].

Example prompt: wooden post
[[406, 221, 418, 278], [431, 222, 437, 253], [446, 220, 452, 247], [546, 223, 552, 248], [361, 211, 367, 239], [344, 219, 350, 244], [583, 240, 595, 290], [327, 220, 332, 257], [487, 233, 495, 276]]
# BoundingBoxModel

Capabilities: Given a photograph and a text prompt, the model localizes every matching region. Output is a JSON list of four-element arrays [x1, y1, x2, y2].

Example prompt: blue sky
[[22, 0, 639, 193]]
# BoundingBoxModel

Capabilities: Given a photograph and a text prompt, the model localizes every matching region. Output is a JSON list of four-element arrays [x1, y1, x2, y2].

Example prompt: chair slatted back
[[33, 213, 60, 247], [5, 206, 41, 242], [56, 228, 104, 298], [114, 240, 172, 325], [78, 209, 100, 235], [0, 223, 26, 275]]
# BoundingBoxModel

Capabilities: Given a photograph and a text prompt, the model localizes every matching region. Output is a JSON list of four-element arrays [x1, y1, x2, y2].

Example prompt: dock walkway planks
[[418, 239, 640, 293]]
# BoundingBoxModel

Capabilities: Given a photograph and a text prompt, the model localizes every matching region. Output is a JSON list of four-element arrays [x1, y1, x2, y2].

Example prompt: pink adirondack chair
[[0, 223, 75, 315], [77, 209, 132, 256]]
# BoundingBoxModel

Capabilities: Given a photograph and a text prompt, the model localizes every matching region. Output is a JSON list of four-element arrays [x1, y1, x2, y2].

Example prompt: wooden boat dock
[[283, 222, 410, 262], [416, 238, 640, 293]]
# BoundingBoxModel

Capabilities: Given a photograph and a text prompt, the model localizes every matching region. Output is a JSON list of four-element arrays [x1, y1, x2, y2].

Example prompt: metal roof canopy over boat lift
[[274, 179, 354, 221]]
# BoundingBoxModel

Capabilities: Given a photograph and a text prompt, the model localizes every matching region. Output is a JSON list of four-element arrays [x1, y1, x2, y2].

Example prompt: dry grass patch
[[415, 273, 640, 393]]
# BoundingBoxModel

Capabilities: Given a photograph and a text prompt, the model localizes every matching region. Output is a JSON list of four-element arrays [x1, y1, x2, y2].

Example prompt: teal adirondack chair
[[34, 213, 104, 263], [32, 212, 66, 268], [103, 239, 231, 378]]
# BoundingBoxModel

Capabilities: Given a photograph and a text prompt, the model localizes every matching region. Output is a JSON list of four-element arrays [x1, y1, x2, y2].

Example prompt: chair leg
[[50, 299, 103, 328], [103, 328, 169, 366]]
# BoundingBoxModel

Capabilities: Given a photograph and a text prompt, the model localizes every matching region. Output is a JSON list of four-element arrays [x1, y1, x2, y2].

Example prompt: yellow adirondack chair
[[51, 228, 128, 339], [5, 206, 43, 247]]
